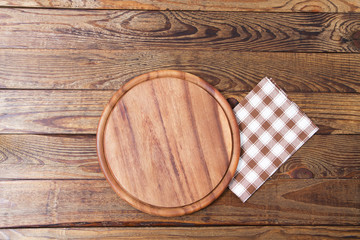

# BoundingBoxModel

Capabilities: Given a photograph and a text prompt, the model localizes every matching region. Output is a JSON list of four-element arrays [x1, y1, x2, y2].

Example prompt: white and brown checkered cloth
[[229, 77, 318, 202]]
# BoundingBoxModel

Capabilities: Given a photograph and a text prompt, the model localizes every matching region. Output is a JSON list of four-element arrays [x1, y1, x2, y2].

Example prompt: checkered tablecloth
[[229, 77, 318, 202]]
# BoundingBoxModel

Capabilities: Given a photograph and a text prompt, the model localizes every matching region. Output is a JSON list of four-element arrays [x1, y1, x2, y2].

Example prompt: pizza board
[[97, 70, 240, 217]]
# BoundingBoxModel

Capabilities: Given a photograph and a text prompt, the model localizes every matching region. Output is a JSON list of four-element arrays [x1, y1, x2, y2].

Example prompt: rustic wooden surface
[[0, 227, 359, 239], [0, 91, 358, 134], [1, 179, 359, 227], [0, 50, 359, 92], [1, 0, 360, 12], [1, 9, 360, 52], [0, 134, 359, 180], [0, 0, 359, 239]]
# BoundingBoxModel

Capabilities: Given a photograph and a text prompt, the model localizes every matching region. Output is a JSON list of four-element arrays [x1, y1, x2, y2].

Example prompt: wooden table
[[0, 1, 359, 239]]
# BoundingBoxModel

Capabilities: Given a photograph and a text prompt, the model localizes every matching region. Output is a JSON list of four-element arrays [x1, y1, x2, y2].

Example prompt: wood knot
[[121, 12, 171, 33], [289, 167, 314, 179], [351, 31, 360, 50]]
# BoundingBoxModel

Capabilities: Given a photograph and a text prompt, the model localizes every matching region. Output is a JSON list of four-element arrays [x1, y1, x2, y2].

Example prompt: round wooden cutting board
[[97, 70, 240, 217]]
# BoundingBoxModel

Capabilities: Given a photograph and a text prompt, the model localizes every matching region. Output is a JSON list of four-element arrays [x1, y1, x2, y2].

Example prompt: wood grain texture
[[0, 0, 359, 12], [1, 50, 359, 93], [0, 90, 358, 134], [0, 9, 359, 52], [0, 90, 112, 134], [276, 135, 360, 179], [1, 226, 359, 239], [0, 135, 101, 179], [97, 70, 239, 216], [0, 134, 358, 180], [0, 0, 358, 234], [0, 179, 358, 227]]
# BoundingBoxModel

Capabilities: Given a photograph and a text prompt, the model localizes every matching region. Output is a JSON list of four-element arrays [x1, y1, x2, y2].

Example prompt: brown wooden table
[[0, 1, 359, 239]]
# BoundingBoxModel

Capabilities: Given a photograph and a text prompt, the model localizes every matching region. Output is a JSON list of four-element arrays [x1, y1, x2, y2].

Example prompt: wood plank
[[0, 226, 359, 239], [0, 90, 112, 134], [0, 179, 358, 227], [0, 9, 359, 52], [0, 135, 358, 180], [0, 90, 358, 134], [0, 50, 359, 93], [0, 135, 101, 179], [0, 0, 359, 12]]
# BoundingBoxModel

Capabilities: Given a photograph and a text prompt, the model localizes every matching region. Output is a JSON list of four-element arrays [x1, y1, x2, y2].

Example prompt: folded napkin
[[229, 77, 318, 202]]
